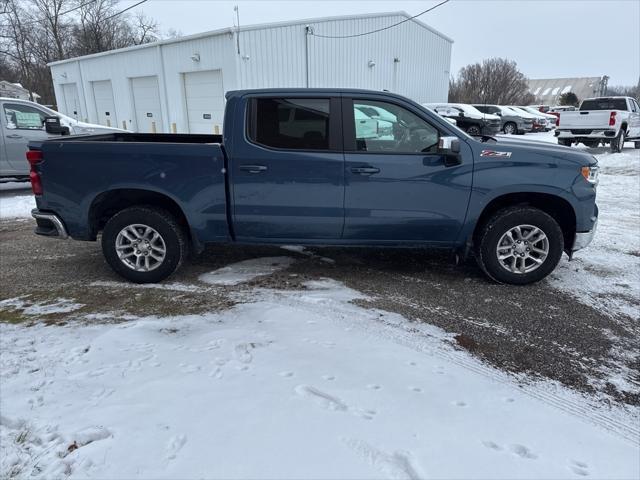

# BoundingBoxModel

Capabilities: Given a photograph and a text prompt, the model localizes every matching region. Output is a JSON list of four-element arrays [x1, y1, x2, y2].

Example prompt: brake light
[[609, 111, 616, 126], [26, 149, 43, 195]]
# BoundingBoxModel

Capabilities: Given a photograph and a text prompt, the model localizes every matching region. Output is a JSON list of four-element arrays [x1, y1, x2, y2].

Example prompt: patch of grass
[[0, 308, 28, 324]]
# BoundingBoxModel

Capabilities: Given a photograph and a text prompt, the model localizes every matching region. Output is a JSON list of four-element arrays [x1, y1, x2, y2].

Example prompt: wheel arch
[[88, 188, 191, 243], [472, 192, 576, 252]]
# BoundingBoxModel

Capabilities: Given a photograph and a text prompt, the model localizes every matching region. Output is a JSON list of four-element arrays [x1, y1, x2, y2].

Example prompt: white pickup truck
[[555, 96, 640, 152]]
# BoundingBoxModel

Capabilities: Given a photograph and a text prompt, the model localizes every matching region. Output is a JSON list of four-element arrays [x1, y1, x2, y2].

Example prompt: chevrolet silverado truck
[[28, 89, 599, 285], [555, 96, 640, 152]]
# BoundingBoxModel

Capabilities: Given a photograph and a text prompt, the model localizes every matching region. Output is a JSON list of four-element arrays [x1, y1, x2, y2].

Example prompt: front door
[[343, 97, 472, 244], [1, 101, 51, 175], [230, 96, 344, 241]]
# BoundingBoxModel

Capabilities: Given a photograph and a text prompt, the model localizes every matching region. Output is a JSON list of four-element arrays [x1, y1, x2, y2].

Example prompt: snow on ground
[[1, 277, 638, 479], [198, 256, 294, 285], [0, 180, 30, 192], [0, 194, 35, 219], [517, 133, 640, 320]]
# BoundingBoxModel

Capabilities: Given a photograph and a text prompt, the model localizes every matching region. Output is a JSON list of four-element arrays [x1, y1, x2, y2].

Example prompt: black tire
[[503, 122, 517, 134], [635, 141, 640, 149], [475, 207, 564, 285], [101, 206, 187, 283], [466, 125, 481, 136], [558, 139, 572, 147], [610, 130, 625, 153]]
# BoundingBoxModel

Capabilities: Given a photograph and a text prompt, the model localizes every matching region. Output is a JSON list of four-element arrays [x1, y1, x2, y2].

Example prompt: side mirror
[[439, 136, 462, 166], [44, 116, 70, 135]]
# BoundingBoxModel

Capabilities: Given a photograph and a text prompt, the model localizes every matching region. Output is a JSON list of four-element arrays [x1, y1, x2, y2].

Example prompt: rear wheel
[[101, 206, 187, 283], [610, 130, 625, 153], [635, 141, 640, 149], [503, 122, 517, 135], [475, 207, 564, 285]]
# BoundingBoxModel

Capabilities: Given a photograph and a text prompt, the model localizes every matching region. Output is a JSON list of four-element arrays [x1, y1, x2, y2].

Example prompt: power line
[[310, 0, 451, 39], [0, 0, 96, 28], [104, 0, 148, 21]]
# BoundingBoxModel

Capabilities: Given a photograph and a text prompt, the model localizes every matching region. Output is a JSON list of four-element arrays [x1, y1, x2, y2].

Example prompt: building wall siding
[[49, 13, 452, 132]]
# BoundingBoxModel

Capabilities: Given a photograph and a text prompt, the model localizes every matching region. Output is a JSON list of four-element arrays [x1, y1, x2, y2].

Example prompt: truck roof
[[225, 88, 414, 100]]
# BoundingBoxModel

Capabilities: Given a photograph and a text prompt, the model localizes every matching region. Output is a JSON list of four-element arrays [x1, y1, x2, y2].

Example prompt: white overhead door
[[184, 70, 224, 134], [131, 76, 164, 133], [92, 80, 116, 127], [61, 83, 81, 120]]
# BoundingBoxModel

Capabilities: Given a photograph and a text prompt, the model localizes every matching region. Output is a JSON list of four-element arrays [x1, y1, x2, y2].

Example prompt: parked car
[[530, 105, 551, 113], [555, 96, 640, 152], [517, 106, 558, 130], [473, 105, 533, 135], [509, 106, 547, 132], [1, 97, 124, 178], [423, 103, 501, 136], [29, 88, 598, 286]]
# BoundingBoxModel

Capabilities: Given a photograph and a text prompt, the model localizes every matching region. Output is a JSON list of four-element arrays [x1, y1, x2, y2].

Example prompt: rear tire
[[634, 141, 640, 149], [610, 130, 625, 153], [101, 206, 187, 283], [466, 125, 481, 136], [503, 122, 517, 135], [475, 207, 564, 285]]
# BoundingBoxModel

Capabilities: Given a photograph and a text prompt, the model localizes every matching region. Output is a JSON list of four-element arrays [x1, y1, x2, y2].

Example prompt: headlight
[[581, 165, 599, 185]]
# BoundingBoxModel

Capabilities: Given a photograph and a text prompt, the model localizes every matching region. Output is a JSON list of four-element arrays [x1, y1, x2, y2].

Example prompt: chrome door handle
[[6, 134, 22, 139], [351, 166, 380, 175], [239, 165, 268, 174]]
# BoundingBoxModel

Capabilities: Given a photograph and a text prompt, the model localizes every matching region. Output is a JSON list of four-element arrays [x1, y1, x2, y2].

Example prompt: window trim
[[342, 97, 444, 155], [245, 96, 343, 153], [2, 102, 47, 131]]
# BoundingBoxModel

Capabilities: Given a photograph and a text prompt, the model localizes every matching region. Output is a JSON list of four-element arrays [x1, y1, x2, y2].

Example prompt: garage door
[[92, 80, 116, 127], [184, 70, 224, 134], [61, 83, 81, 120], [131, 76, 164, 133]]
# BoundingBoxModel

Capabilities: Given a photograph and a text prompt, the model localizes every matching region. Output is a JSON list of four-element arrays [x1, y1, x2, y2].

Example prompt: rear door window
[[249, 98, 331, 150]]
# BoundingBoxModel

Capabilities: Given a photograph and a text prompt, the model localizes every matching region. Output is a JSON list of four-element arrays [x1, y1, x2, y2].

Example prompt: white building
[[48, 11, 453, 134], [0, 81, 41, 102]]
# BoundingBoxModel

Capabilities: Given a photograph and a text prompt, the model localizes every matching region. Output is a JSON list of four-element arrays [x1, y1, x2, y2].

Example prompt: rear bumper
[[32, 209, 68, 239], [555, 129, 617, 139]]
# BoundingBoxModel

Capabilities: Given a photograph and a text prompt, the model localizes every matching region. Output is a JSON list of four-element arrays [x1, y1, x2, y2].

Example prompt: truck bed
[[30, 133, 229, 244]]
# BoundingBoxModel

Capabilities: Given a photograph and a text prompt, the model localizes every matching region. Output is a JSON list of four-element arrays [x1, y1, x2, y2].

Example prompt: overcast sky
[[127, 0, 639, 86]]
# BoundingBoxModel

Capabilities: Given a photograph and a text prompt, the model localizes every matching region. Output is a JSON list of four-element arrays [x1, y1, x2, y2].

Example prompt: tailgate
[[560, 110, 612, 129]]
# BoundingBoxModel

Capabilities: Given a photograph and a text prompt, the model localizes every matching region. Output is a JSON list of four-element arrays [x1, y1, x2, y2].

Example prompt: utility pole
[[234, 5, 240, 55]]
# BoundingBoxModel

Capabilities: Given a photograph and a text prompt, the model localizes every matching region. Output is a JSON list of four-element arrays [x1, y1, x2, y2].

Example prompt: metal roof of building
[[528, 77, 608, 105], [48, 11, 453, 67]]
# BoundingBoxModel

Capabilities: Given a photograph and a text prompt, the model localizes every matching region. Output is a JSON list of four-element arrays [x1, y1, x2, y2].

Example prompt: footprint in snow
[[452, 400, 467, 407], [482, 440, 503, 451], [234, 344, 253, 364], [409, 386, 422, 393], [166, 434, 187, 460], [509, 444, 538, 460], [367, 384, 382, 390], [295, 385, 347, 412], [322, 375, 335, 381], [569, 460, 589, 477], [279, 371, 294, 378], [343, 438, 425, 480]]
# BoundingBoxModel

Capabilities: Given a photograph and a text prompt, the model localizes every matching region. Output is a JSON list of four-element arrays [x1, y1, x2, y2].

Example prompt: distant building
[[47, 11, 453, 133], [528, 76, 609, 106], [0, 80, 41, 102]]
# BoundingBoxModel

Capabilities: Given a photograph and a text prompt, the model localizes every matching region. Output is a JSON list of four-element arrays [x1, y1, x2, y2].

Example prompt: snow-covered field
[[1, 134, 639, 479], [1, 279, 638, 479]]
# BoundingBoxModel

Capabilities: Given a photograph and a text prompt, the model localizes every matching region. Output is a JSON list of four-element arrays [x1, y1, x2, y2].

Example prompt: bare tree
[[448, 58, 536, 105], [131, 11, 159, 45]]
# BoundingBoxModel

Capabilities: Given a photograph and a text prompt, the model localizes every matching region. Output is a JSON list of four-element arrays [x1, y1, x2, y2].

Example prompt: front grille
[[570, 129, 593, 134]]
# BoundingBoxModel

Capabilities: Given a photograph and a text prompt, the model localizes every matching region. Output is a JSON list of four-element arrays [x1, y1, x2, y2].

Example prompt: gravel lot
[[1, 207, 637, 407]]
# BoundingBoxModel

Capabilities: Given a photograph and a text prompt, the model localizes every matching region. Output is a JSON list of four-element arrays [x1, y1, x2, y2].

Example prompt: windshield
[[580, 98, 627, 111]]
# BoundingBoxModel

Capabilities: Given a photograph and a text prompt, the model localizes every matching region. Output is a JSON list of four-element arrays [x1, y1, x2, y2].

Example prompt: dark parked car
[[423, 103, 501, 136], [473, 104, 534, 134], [29, 89, 598, 285]]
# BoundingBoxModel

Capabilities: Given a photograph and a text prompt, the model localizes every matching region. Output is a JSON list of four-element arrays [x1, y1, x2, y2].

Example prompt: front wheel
[[611, 130, 625, 153], [475, 207, 564, 285], [503, 122, 517, 135], [466, 125, 481, 136], [101, 206, 187, 283]]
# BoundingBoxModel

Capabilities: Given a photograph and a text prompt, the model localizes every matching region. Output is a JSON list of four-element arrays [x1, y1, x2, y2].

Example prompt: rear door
[[92, 80, 117, 128], [230, 95, 345, 240], [628, 99, 640, 138], [342, 96, 472, 244]]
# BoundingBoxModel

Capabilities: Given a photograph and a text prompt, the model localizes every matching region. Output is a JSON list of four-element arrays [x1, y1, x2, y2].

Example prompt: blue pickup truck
[[28, 89, 599, 285]]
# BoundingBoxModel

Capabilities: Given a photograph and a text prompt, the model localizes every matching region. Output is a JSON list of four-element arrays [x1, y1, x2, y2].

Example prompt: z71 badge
[[481, 150, 512, 158]]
